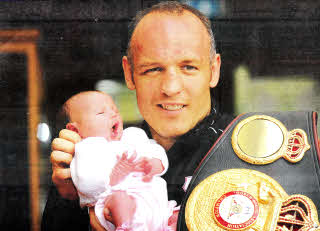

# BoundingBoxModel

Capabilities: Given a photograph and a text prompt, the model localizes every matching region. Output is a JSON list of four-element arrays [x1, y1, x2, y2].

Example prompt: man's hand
[[51, 129, 81, 200], [89, 207, 107, 231]]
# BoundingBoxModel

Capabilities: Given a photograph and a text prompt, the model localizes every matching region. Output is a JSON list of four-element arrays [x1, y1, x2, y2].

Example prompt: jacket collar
[[140, 105, 221, 147]]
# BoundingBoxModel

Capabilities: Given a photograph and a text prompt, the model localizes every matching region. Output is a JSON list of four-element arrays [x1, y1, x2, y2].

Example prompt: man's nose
[[160, 69, 183, 96]]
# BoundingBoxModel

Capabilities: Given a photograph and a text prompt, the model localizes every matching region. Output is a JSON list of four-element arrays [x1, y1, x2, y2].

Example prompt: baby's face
[[69, 92, 123, 141]]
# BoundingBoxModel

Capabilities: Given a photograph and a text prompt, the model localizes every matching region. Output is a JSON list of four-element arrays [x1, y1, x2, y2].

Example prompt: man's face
[[123, 12, 220, 143], [68, 92, 123, 141]]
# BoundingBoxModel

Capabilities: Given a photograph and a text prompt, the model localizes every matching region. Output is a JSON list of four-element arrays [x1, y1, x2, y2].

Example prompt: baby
[[63, 91, 177, 231]]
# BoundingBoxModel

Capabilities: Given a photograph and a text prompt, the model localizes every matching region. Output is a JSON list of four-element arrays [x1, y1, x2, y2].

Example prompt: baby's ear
[[66, 122, 80, 134]]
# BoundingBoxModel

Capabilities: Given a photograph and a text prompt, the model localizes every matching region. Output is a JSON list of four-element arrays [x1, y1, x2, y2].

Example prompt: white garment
[[70, 127, 175, 231]]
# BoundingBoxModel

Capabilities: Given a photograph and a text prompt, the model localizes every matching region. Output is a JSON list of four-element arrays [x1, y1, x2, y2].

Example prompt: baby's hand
[[141, 158, 164, 182], [110, 152, 149, 186], [168, 210, 179, 230]]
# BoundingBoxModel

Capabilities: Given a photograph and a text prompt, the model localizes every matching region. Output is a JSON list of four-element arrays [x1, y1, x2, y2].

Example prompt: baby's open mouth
[[111, 121, 120, 140]]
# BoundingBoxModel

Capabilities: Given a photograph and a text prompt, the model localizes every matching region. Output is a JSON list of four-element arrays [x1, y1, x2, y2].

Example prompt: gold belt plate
[[231, 115, 310, 165], [185, 169, 320, 231]]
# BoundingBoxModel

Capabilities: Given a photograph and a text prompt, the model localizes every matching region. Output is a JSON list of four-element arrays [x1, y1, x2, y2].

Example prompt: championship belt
[[177, 111, 320, 230]]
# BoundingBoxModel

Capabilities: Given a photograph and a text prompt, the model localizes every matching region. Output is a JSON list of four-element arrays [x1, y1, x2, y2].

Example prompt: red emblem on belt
[[213, 191, 259, 230]]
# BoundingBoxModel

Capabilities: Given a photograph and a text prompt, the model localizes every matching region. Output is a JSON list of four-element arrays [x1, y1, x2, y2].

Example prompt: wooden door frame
[[0, 29, 42, 231]]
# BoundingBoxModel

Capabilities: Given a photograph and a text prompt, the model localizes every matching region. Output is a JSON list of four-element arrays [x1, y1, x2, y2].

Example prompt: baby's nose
[[110, 110, 118, 117]]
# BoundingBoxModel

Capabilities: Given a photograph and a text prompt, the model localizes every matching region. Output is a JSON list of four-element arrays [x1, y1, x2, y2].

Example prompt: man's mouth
[[159, 104, 185, 111]]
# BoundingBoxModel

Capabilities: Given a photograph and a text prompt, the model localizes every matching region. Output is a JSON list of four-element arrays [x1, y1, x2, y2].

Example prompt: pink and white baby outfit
[[70, 127, 177, 231]]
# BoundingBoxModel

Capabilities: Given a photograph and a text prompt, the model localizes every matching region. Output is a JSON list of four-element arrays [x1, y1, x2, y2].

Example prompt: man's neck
[[150, 128, 177, 151]]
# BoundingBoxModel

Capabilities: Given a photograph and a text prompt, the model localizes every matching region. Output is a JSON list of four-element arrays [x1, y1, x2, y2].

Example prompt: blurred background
[[0, 0, 319, 230]]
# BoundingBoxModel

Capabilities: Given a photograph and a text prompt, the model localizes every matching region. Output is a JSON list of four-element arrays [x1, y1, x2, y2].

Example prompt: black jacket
[[41, 108, 233, 231]]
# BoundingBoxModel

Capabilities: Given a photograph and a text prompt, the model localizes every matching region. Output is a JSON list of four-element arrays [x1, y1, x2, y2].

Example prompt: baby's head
[[63, 91, 123, 141]]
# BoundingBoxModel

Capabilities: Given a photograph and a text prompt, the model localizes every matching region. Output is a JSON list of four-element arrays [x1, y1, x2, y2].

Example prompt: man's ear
[[209, 54, 221, 88], [122, 56, 136, 90], [66, 122, 80, 134]]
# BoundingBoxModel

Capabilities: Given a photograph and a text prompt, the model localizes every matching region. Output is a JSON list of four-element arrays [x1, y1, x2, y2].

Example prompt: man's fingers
[[52, 167, 78, 200], [51, 150, 73, 167], [55, 179, 78, 200], [103, 207, 113, 223], [49, 129, 80, 200], [59, 129, 82, 143], [103, 196, 114, 223], [52, 138, 75, 155], [52, 168, 72, 184], [89, 207, 106, 231], [51, 129, 81, 154]]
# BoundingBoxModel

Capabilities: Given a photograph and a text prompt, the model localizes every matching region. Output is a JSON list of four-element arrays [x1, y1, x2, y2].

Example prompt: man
[[41, 2, 232, 230]]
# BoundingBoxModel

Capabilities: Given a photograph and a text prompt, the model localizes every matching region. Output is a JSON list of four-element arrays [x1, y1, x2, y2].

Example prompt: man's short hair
[[127, 1, 216, 67]]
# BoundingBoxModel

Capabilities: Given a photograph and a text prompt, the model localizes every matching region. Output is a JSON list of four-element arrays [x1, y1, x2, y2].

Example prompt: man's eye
[[183, 65, 197, 71], [97, 112, 104, 115], [143, 67, 162, 74]]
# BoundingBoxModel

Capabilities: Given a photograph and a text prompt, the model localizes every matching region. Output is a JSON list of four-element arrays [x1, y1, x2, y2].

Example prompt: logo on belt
[[213, 191, 259, 230], [185, 169, 320, 231], [231, 115, 310, 165]]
